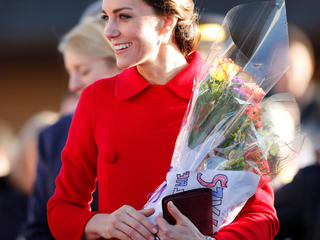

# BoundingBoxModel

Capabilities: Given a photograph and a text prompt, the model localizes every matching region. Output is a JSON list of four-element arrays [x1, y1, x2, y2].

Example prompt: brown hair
[[142, 0, 201, 56]]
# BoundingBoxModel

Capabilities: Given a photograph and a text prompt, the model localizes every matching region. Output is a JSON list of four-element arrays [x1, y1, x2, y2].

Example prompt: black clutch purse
[[162, 188, 213, 235]]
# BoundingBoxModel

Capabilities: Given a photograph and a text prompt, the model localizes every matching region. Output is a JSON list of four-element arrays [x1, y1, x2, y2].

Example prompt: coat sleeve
[[24, 129, 55, 240], [47, 85, 98, 240], [213, 177, 279, 240]]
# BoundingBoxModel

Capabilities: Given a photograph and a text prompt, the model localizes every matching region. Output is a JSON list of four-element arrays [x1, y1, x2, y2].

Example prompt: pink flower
[[240, 83, 266, 103], [246, 104, 261, 121], [254, 121, 263, 129], [246, 104, 263, 129]]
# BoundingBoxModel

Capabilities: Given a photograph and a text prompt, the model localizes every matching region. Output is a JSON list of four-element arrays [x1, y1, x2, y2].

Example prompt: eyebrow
[[102, 7, 133, 14]]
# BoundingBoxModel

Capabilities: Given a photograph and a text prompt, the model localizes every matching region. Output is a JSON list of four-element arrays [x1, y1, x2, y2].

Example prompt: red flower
[[245, 147, 270, 175]]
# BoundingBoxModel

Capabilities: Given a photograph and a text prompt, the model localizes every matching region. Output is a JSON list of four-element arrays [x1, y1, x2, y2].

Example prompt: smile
[[113, 42, 132, 51]]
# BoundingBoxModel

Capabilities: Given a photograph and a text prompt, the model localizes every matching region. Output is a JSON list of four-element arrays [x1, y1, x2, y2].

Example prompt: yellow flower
[[209, 58, 242, 82], [210, 68, 228, 81]]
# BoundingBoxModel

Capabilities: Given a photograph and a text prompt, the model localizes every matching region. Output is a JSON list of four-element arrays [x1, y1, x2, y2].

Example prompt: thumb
[[167, 201, 186, 224], [139, 207, 155, 217]]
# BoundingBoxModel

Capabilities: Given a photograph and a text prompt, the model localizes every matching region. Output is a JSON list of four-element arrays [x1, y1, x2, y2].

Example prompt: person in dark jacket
[[0, 121, 27, 240], [1, 111, 58, 240], [275, 142, 320, 240], [23, 115, 72, 239]]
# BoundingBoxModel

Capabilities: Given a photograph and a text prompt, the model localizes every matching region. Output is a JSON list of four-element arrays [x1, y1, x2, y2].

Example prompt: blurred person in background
[[23, 14, 120, 240], [275, 25, 320, 138], [0, 112, 58, 240], [59, 91, 79, 116], [272, 25, 319, 186], [274, 137, 320, 240], [272, 24, 320, 240], [10, 111, 59, 196], [0, 120, 15, 179], [274, 25, 316, 111], [0, 120, 19, 240], [273, 25, 320, 141]]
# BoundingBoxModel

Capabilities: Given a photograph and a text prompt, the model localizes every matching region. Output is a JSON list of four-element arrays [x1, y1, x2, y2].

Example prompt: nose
[[104, 19, 120, 40], [68, 74, 85, 95]]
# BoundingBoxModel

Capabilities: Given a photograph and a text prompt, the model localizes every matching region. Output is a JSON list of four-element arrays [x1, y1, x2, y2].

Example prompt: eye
[[119, 14, 131, 20], [101, 14, 109, 21], [80, 69, 90, 76]]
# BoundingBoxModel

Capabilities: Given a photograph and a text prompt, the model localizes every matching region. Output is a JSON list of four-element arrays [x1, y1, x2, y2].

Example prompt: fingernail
[[152, 226, 158, 234]]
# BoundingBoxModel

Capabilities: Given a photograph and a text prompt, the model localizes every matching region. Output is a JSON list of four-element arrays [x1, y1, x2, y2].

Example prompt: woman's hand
[[155, 201, 205, 240], [84, 205, 158, 240]]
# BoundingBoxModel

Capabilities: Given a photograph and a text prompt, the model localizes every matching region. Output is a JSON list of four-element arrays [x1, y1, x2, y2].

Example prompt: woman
[[47, 0, 279, 239], [24, 18, 120, 239], [60, 17, 120, 97]]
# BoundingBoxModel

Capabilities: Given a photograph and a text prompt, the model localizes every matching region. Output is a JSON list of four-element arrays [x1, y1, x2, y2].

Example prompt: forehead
[[102, 0, 152, 13]]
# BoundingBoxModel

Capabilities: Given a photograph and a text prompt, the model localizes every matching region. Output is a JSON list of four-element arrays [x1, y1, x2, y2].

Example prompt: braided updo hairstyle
[[142, 0, 201, 56]]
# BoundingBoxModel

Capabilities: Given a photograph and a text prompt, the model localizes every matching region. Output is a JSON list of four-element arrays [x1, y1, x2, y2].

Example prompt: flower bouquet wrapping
[[145, 0, 303, 234]]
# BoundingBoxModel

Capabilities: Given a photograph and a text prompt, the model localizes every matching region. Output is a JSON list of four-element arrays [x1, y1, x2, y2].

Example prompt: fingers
[[155, 215, 174, 240], [166, 201, 187, 225], [155, 211, 204, 240], [155, 202, 204, 240], [111, 205, 157, 240], [117, 210, 155, 240], [129, 207, 158, 234], [86, 207, 157, 240], [111, 217, 149, 240], [104, 225, 131, 240], [139, 207, 156, 217]]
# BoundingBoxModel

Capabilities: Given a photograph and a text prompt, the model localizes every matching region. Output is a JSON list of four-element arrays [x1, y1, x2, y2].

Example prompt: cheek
[[130, 22, 160, 47], [89, 64, 115, 82], [135, 31, 160, 55], [87, 71, 104, 84]]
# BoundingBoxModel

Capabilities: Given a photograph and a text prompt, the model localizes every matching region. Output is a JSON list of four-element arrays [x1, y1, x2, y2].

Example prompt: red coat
[[47, 51, 279, 239]]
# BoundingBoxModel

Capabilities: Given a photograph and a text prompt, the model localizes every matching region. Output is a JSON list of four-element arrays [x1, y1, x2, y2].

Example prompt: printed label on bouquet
[[165, 170, 260, 233], [173, 171, 190, 193]]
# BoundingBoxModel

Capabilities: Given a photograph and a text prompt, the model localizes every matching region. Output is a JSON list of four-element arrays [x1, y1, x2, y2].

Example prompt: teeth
[[114, 43, 132, 51]]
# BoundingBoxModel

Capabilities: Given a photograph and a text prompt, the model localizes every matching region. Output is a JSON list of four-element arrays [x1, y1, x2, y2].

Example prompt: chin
[[116, 59, 136, 70]]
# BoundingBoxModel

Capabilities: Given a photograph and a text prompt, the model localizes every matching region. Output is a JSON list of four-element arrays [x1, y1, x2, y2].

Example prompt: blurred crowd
[[1, 1, 320, 240]]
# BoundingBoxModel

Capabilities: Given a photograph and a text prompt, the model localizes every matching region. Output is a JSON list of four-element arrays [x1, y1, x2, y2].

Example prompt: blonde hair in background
[[58, 18, 115, 63], [0, 121, 16, 177], [10, 111, 59, 195]]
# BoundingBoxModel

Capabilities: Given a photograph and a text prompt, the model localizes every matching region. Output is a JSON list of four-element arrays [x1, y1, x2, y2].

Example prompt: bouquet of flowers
[[145, 0, 303, 233]]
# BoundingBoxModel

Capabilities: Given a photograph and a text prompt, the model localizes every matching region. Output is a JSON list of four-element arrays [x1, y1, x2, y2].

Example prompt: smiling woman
[[47, 0, 279, 240], [100, 0, 200, 84]]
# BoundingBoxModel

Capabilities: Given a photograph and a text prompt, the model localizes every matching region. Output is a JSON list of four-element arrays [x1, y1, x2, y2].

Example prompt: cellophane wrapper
[[145, 0, 304, 233]]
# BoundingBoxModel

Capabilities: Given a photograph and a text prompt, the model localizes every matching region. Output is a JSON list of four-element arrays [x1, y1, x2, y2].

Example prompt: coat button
[[105, 151, 117, 164]]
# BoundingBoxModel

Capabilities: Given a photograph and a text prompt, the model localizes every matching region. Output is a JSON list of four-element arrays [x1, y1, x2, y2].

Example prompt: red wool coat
[[47, 51, 279, 239]]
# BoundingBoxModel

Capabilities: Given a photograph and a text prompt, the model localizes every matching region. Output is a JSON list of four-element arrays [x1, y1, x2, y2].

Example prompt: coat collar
[[114, 51, 204, 100]]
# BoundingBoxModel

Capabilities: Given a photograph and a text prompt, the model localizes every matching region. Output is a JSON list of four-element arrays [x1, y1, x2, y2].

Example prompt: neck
[[137, 44, 188, 85]]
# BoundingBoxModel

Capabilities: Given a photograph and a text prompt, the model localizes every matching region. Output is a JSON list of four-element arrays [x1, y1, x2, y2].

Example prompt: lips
[[113, 42, 132, 51]]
